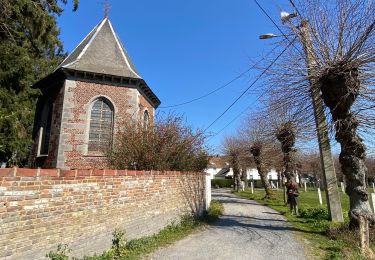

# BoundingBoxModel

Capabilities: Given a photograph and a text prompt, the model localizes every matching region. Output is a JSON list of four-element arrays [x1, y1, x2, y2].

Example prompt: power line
[[288, 0, 302, 17], [208, 89, 267, 140], [158, 45, 279, 109], [203, 38, 296, 133]]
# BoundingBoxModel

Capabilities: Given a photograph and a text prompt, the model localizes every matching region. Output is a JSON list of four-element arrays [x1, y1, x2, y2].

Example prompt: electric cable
[[203, 38, 296, 133], [254, 0, 305, 58], [158, 45, 280, 109]]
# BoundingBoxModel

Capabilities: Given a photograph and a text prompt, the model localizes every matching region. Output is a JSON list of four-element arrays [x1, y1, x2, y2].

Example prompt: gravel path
[[148, 189, 306, 260]]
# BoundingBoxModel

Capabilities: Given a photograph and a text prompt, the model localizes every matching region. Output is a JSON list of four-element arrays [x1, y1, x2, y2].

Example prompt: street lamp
[[259, 33, 279, 39], [259, 11, 344, 222], [280, 11, 297, 23]]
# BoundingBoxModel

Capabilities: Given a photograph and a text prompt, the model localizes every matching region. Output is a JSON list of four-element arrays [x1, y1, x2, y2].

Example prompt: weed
[[111, 229, 127, 258], [205, 200, 224, 222], [46, 244, 71, 260], [299, 207, 329, 220]]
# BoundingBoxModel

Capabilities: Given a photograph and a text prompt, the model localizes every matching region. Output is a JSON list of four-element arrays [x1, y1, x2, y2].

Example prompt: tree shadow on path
[[210, 215, 323, 235]]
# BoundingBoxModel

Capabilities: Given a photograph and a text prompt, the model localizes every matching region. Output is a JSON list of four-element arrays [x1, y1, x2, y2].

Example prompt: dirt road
[[148, 189, 306, 260]]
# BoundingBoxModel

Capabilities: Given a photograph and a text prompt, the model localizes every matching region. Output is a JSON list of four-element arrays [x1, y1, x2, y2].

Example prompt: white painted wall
[[205, 167, 300, 183], [205, 174, 211, 210], [245, 168, 278, 180]]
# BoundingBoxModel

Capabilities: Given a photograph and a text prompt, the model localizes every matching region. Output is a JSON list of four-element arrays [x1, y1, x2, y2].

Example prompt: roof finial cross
[[103, 0, 111, 18]]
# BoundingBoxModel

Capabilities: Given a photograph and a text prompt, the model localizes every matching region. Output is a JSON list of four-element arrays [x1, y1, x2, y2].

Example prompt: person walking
[[286, 181, 299, 215]]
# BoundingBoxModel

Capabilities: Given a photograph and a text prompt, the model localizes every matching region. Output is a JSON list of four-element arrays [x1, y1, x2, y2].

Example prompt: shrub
[[211, 179, 234, 188], [299, 207, 329, 220], [205, 200, 224, 222], [107, 114, 209, 172]]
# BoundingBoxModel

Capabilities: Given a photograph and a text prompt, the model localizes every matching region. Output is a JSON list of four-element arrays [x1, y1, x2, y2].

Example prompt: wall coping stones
[[0, 168, 206, 178]]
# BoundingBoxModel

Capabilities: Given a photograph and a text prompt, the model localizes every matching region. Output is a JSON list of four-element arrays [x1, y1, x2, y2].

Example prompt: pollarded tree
[[241, 116, 277, 199], [249, 142, 273, 199], [263, 98, 314, 189], [276, 121, 297, 183], [222, 136, 242, 192], [260, 0, 375, 231]]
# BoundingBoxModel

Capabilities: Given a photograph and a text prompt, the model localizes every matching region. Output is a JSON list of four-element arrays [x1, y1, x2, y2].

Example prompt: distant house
[[205, 156, 299, 183], [205, 156, 231, 179], [29, 17, 160, 169]]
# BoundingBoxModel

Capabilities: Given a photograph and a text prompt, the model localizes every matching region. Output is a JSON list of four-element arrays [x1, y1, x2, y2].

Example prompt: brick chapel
[[30, 17, 160, 169]]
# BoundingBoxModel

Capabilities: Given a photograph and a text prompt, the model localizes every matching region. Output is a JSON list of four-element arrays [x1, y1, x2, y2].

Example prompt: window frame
[[143, 109, 150, 129], [86, 97, 115, 155], [37, 100, 53, 157]]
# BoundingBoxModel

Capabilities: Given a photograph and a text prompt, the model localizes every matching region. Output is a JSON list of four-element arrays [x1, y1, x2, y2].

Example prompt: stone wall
[[0, 168, 207, 259]]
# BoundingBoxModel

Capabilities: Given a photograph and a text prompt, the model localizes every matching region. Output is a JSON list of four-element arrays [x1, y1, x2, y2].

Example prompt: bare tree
[[261, 0, 374, 232], [222, 136, 242, 192], [240, 116, 277, 199], [275, 121, 297, 182]]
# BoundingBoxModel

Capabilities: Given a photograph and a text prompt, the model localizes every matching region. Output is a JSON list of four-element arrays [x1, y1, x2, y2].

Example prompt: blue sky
[[56, 0, 299, 154]]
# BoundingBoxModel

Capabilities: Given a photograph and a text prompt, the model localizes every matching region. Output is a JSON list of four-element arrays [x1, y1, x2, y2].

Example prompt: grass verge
[[47, 200, 223, 260], [235, 188, 374, 260]]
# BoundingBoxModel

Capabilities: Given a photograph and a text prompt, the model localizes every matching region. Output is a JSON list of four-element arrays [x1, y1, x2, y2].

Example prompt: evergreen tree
[[0, 0, 78, 165]]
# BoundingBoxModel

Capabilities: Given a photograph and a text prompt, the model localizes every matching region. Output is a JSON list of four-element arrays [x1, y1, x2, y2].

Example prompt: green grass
[[235, 188, 371, 260], [47, 201, 224, 260]]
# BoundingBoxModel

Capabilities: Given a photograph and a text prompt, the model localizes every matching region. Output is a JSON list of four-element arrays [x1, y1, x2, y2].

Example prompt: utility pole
[[299, 20, 344, 222]]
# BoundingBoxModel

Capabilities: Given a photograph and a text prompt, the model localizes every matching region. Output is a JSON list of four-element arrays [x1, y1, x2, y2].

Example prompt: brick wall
[[0, 168, 206, 259], [138, 93, 155, 125], [31, 78, 157, 170], [58, 79, 139, 169]]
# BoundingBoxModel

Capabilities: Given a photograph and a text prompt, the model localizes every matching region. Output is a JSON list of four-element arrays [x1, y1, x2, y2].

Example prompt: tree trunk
[[231, 152, 241, 192], [276, 122, 297, 184], [242, 169, 249, 189], [284, 152, 296, 183], [320, 65, 375, 229], [250, 142, 273, 199], [297, 171, 303, 188], [277, 170, 282, 189]]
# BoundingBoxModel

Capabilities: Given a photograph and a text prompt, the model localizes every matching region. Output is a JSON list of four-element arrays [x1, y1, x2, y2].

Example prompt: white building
[[205, 156, 299, 183]]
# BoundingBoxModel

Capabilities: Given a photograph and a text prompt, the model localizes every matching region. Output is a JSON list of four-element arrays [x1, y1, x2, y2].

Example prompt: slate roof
[[215, 168, 231, 177], [59, 17, 141, 79], [37, 17, 161, 107]]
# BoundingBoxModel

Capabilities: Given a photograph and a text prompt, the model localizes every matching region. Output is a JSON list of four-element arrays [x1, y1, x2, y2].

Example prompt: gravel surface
[[148, 189, 306, 260]]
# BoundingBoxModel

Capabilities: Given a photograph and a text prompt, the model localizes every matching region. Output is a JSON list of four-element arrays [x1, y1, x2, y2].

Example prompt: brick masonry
[[31, 78, 156, 170], [0, 168, 207, 259]]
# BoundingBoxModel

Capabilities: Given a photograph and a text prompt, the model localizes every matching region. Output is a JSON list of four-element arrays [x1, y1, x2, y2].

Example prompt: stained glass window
[[88, 98, 113, 153]]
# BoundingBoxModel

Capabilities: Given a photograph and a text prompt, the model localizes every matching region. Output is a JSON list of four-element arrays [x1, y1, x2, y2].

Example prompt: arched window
[[143, 110, 150, 129], [88, 98, 114, 153]]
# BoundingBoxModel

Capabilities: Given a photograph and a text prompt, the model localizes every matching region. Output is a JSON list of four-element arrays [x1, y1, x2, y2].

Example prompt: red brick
[[39, 169, 58, 177], [16, 168, 37, 177], [60, 170, 76, 177], [117, 170, 126, 176], [77, 169, 91, 176], [104, 170, 117, 176], [91, 170, 104, 176], [127, 170, 137, 176], [0, 168, 14, 177]]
